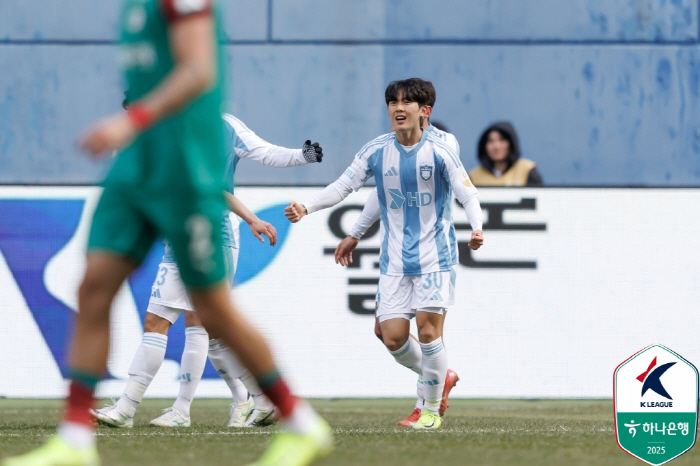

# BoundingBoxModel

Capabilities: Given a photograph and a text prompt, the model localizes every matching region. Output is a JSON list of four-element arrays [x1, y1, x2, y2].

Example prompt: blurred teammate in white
[[93, 113, 324, 429], [335, 87, 461, 425], [286, 78, 483, 430]]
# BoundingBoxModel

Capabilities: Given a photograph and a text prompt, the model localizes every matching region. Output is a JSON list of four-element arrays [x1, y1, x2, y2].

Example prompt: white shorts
[[148, 246, 239, 322], [147, 302, 186, 325], [376, 269, 455, 323]]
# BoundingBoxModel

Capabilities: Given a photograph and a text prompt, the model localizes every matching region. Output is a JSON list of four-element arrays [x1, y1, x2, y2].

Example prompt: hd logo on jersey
[[387, 189, 432, 209], [614, 345, 698, 465]]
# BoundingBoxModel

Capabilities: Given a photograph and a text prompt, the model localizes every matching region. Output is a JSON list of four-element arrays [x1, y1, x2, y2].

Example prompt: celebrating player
[[285, 78, 484, 430], [92, 113, 324, 429], [2, 2, 332, 466], [335, 119, 461, 427]]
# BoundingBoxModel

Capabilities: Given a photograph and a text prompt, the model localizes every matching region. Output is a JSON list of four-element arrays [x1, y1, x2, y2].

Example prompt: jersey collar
[[393, 128, 428, 158]]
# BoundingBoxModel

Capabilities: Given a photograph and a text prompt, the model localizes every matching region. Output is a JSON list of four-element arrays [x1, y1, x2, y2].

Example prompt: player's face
[[388, 91, 425, 131], [486, 130, 510, 162]]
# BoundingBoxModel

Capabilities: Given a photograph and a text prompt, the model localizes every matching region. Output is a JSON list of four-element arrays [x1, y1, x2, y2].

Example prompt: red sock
[[64, 381, 96, 427], [257, 371, 297, 419]]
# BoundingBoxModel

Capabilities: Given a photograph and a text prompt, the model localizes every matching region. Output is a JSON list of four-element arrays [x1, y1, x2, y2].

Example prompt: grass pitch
[[0, 399, 697, 466]]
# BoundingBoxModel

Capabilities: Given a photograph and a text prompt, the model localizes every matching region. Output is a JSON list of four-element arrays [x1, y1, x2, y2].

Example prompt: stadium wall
[[1, 186, 698, 399], [2, 1, 700, 186]]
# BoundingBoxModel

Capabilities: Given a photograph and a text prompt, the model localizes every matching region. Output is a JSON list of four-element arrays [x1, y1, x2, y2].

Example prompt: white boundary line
[[0, 426, 614, 437]]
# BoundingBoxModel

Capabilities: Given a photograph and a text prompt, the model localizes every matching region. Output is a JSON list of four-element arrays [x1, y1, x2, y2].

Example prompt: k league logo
[[614, 345, 699, 465], [638, 357, 676, 401]]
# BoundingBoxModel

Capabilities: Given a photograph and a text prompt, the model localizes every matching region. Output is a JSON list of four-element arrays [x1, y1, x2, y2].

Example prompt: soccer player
[[92, 113, 324, 429], [285, 78, 484, 430], [335, 82, 460, 427], [2, 2, 332, 466]]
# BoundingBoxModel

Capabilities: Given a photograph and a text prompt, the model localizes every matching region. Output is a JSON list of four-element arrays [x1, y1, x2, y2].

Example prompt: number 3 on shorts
[[156, 266, 168, 286]]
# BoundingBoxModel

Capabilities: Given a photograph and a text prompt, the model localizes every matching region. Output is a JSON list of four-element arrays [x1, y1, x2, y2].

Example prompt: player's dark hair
[[122, 90, 130, 110], [385, 78, 433, 107], [422, 81, 436, 108]]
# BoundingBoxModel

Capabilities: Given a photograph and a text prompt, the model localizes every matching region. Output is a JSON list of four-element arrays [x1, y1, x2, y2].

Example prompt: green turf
[[0, 399, 697, 466]]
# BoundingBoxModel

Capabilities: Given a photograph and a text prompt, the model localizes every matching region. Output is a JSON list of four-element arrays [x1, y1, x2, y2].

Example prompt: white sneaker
[[227, 398, 254, 427], [149, 407, 191, 427], [91, 403, 133, 428], [243, 407, 278, 427]]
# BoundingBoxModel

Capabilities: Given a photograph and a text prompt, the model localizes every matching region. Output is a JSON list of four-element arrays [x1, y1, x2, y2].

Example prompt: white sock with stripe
[[388, 337, 423, 375], [208, 338, 249, 403], [209, 339, 273, 411], [173, 326, 208, 418], [419, 337, 447, 414], [117, 332, 167, 418]]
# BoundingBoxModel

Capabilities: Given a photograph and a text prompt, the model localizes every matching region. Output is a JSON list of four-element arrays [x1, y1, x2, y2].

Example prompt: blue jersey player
[[92, 113, 324, 430], [285, 78, 484, 430]]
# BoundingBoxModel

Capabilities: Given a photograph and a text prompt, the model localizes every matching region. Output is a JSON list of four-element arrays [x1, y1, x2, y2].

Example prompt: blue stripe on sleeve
[[355, 133, 394, 161], [428, 134, 462, 168]]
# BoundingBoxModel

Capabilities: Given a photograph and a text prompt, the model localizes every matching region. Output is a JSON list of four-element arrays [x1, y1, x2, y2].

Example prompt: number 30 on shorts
[[422, 272, 443, 290]]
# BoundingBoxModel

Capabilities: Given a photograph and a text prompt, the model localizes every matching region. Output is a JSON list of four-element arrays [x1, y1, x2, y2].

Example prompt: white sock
[[420, 337, 448, 414], [282, 400, 321, 435], [415, 375, 424, 410], [210, 338, 272, 410], [117, 332, 167, 417], [388, 338, 422, 375], [228, 378, 250, 403], [240, 373, 273, 411], [172, 326, 208, 418], [58, 421, 95, 449], [208, 338, 249, 403]]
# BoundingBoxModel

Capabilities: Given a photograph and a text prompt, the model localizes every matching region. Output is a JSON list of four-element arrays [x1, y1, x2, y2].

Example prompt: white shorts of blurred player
[[147, 245, 239, 323], [376, 269, 455, 323]]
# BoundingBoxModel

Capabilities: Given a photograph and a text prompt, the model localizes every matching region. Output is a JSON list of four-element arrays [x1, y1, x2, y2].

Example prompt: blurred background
[[3, 0, 700, 186]]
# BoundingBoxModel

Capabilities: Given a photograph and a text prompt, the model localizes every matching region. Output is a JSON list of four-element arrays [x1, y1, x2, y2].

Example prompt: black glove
[[302, 140, 323, 163]]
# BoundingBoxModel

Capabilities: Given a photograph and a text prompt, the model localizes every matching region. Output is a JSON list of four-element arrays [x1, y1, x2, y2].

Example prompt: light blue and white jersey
[[427, 124, 460, 154], [162, 114, 307, 264], [341, 129, 477, 276]]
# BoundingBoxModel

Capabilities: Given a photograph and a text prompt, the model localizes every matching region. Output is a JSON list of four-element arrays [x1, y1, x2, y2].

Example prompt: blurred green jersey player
[[1, 2, 331, 466], [94, 0, 228, 287]]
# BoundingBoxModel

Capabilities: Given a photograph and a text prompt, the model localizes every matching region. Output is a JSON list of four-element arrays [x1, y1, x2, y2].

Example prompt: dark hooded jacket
[[471, 121, 543, 186]]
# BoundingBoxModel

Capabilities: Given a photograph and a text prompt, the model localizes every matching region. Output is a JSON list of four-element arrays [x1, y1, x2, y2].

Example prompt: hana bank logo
[[0, 199, 290, 379], [613, 345, 699, 466]]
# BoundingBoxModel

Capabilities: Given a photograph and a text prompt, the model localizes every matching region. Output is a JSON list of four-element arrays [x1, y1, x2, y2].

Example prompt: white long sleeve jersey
[[305, 129, 481, 276], [163, 114, 307, 264]]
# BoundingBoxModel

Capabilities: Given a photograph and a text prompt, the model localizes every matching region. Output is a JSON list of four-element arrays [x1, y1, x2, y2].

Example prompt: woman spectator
[[469, 122, 543, 186]]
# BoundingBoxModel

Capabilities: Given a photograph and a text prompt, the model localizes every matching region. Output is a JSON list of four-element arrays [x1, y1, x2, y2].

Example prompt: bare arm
[[136, 15, 216, 121], [225, 192, 256, 224], [225, 192, 277, 246], [81, 14, 217, 155]]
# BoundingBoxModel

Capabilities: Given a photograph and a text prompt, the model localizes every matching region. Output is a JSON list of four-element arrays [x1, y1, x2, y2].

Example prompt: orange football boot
[[440, 369, 460, 416], [397, 408, 421, 427]]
